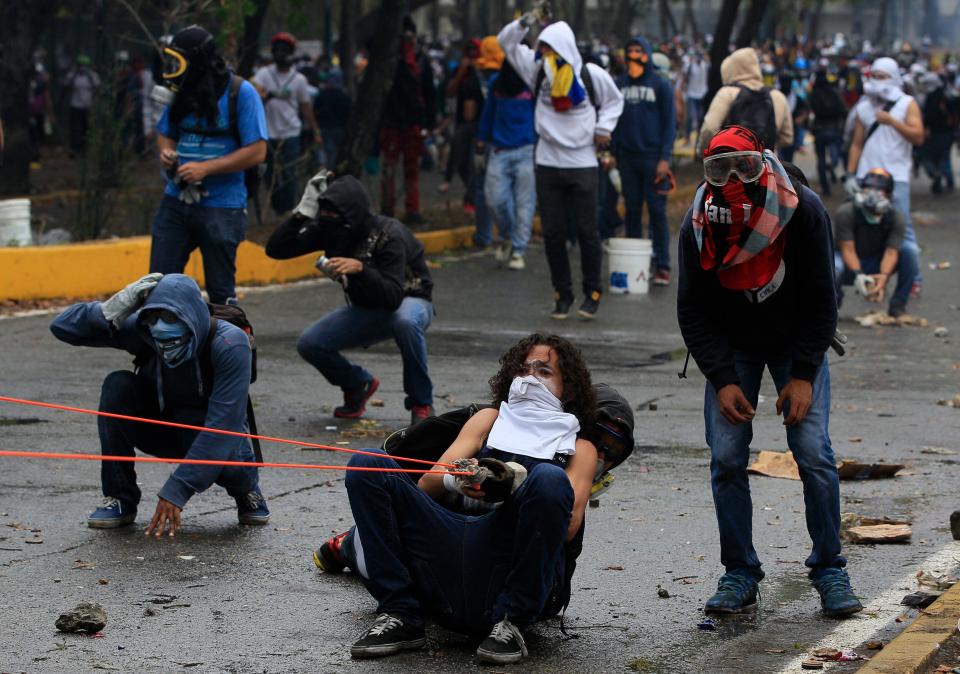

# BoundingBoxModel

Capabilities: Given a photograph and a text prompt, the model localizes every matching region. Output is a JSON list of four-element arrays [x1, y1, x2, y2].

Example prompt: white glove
[[296, 169, 333, 220], [519, 0, 552, 27], [176, 178, 208, 205], [854, 273, 875, 296], [101, 273, 164, 328], [843, 174, 860, 199], [608, 167, 623, 195]]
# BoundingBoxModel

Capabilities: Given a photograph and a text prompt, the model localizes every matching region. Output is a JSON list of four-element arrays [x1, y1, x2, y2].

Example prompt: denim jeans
[[149, 195, 246, 305], [97, 370, 258, 507], [618, 153, 670, 271], [704, 356, 845, 580], [320, 127, 345, 170], [685, 96, 704, 137], [471, 161, 493, 247], [814, 128, 842, 196], [834, 249, 918, 310], [340, 449, 573, 633], [296, 296, 433, 409], [265, 137, 301, 215], [891, 180, 922, 285], [483, 145, 536, 256]]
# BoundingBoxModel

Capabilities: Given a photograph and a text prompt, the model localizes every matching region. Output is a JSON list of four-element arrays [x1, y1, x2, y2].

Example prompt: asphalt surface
[[1, 164, 959, 674]]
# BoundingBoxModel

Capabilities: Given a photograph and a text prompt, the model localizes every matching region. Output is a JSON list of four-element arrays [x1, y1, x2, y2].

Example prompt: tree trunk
[[705, 0, 742, 110], [0, 0, 60, 197], [612, 0, 636, 47], [339, 0, 357, 99], [356, 0, 436, 46], [735, 0, 768, 48], [807, 0, 826, 41], [924, 0, 941, 45], [659, 0, 678, 41], [335, 0, 406, 177], [683, 0, 699, 37], [237, 0, 270, 78], [875, 0, 889, 44], [573, 0, 588, 36], [458, 0, 472, 40]]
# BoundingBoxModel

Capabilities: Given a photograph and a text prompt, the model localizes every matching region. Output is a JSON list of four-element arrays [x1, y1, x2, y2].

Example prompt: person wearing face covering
[[50, 274, 268, 535], [266, 172, 435, 425], [252, 32, 321, 215], [845, 57, 924, 291], [324, 334, 600, 664], [150, 25, 268, 306], [677, 126, 863, 620], [832, 168, 916, 316]]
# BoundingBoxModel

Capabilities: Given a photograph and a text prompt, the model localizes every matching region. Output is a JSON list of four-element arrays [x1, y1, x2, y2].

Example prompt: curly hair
[[488, 333, 596, 429]]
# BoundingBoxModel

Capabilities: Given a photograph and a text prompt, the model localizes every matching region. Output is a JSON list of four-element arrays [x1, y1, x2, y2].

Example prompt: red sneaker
[[462, 202, 476, 215], [334, 377, 380, 418], [410, 404, 434, 425], [313, 530, 350, 573], [653, 270, 671, 286]]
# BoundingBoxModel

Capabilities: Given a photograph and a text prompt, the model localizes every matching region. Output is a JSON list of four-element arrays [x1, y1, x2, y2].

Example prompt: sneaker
[[463, 202, 476, 215], [507, 253, 525, 270], [87, 497, 137, 529], [653, 270, 671, 286], [335, 377, 380, 419], [551, 295, 572, 320], [410, 404, 434, 425], [911, 280, 922, 298], [313, 530, 350, 573], [236, 488, 270, 525], [704, 570, 759, 614], [577, 291, 601, 319], [351, 613, 426, 659], [476, 618, 528, 664], [494, 241, 512, 263], [810, 567, 863, 618], [888, 301, 907, 318]]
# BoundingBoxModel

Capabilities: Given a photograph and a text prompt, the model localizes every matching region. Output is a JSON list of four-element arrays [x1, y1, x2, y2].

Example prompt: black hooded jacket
[[266, 176, 433, 310]]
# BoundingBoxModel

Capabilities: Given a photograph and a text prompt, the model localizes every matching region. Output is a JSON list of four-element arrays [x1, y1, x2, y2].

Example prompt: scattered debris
[[901, 592, 940, 608], [934, 327, 950, 338], [657, 585, 670, 598], [177, 555, 195, 561], [648, 402, 658, 411], [928, 261, 952, 270], [97, 579, 109, 585], [161, 603, 192, 609], [72, 559, 96, 570], [764, 649, 786, 654], [697, 618, 717, 631], [55, 602, 107, 634], [24, 538, 44, 544], [340, 419, 389, 439], [916, 569, 958, 591], [747, 450, 800, 480], [951, 511, 960, 541], [605, 565, 625, 571], [801, 658, 824, 669], [937, 395, 960, 408], [846, 523, 912, 544], [864, 640, 884, 650], [143, 607, 156, 617], [848, 437, 863, 443], [369, 399, 384, 407], [836, 459, 905, 479], [588, 499, 600, 509], [912, 211, 940, 226], [807, 648, 866, 663], [895, 612, 910, 623], [91, 663, 120, 672], [855, 311, 929, 328], [147, 595, 178, 604], [921, 446, 958, 455], [324, 425, 337, 431]]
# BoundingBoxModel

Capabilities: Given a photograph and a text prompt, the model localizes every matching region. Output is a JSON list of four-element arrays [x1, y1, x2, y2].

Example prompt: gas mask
[[161, 25, 216, 93], [854, 188, 891, 224], [272, 42, 295, 68]]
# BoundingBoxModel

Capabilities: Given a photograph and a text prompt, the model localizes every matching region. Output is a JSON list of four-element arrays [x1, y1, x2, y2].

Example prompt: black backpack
[[726, 84, 778, 150]]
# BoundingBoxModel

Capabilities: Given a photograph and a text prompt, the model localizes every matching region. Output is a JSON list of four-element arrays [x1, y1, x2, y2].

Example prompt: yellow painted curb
[[858, 580, 960, 674], [0, 225, 479, 302]]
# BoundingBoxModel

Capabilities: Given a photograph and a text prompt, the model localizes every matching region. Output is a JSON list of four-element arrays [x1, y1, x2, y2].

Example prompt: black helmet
[[163, 25, 217, 91], [593, 383, 635, 470]]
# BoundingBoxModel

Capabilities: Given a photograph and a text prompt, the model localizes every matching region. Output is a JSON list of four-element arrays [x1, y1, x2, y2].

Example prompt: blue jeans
[[296, 297, 433, 409], [686, 96, 704, 137], [891, 180, 922, 285], [97, 371, 258, 507], [834, 249, 918, 310], [618, 153, 670, 271], [320, 127, 345, 170], [814, 127, 842, 195], [150, 195, 246, 305], [340, 450, 573, 632], [472, 160, 494, 247], [484, 145, 536, 256], [265, 137, 301, 215], [704, 356, 844, 580]]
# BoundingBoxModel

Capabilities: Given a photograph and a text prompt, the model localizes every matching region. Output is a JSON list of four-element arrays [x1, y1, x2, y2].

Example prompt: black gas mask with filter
[[151, 25, 227, 126]]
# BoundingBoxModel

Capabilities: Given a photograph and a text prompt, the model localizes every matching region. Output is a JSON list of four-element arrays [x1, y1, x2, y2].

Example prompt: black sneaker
[[350, 613, 426, 659], [335, 377, 380, 419], [476, 618, 528, 664], [236, 488, 270, 525], [577, 290, 601, 319], [888, 301, 907, 318], [313, 530, 350, 573], [551, 295, 572, 320]]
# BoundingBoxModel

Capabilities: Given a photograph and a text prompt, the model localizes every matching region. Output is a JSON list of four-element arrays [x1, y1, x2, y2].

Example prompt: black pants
[[536, 165, 601, 301], [69, 106, 89, 154]]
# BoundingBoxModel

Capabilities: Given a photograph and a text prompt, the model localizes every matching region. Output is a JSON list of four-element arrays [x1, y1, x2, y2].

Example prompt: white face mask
[[508, 375, 563, 410]]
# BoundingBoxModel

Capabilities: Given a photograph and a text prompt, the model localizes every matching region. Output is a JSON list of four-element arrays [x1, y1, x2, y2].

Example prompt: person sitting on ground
[[49, 273, 268, 535], [313, 334, 632, 665], [833, 168, 917, 318], [265, 171, 435, 425]]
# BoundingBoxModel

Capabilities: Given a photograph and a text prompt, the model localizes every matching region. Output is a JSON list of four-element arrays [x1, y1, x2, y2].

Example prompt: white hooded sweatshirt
[[497, 19, 624, 168], [853, 56, 915, 182]]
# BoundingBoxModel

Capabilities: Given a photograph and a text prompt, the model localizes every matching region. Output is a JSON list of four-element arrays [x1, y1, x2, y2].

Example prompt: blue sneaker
[[704, 570, 759, 614], [236, 489, 270, 526], [810, 567, 863, 617], [87, 497, 137, 529]]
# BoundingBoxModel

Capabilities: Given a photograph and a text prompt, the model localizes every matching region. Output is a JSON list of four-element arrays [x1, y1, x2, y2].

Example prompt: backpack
[[534, 63, 599, 116], [726, 84, 778, 150]]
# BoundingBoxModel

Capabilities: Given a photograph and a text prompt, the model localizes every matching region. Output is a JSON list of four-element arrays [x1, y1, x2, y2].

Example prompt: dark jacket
[[612, 36, 676, 161], [809, 77, 846, 133], [314, 86, 352, 130], [266, 175, 433, 309], [382, 52, 436, 130], [50, 274, 254, 508], [677, 185, 838, 390]]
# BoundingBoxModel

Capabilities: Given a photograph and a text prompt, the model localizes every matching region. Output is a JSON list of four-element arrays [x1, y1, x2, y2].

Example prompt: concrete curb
[[0, 225, 477, 302], [857, 581, 960, 673]]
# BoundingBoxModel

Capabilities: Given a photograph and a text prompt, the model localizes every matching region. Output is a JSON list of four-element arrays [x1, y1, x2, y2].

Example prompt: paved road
[[0, 173, 958, 673]]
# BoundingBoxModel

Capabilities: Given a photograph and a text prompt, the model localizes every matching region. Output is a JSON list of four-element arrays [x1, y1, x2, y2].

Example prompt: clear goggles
[[703, 150, 766, 186], [519, 359, 555, 379], [162, 47, 189, 80]]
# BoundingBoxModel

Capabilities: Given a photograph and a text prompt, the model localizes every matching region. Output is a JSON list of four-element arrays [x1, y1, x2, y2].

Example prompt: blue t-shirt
[[157, 79, 268, 208]]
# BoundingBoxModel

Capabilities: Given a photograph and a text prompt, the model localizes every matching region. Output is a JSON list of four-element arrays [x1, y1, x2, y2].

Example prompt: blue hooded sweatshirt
[[612, 36, 676, 161], [476, 71, 537, 149], [50, 274, 257, 508]]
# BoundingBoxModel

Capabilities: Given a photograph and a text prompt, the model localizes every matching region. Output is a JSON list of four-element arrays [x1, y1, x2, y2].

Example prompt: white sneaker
[[507, 253, 525, 270], [494, 241, 511, 263]]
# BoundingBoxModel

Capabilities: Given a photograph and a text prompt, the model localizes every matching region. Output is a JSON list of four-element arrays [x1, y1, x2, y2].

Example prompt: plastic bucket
[[607, 237, 652, 295], [0, 199, 32, 246]]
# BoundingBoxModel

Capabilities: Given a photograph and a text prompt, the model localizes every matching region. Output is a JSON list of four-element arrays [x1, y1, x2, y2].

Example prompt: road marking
[[774, 542, 960, 672]]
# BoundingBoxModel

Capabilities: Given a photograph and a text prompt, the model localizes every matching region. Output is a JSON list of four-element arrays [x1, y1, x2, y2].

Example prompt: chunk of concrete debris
[[836, 459, 904, 479], [855, 311, 929, 328], [846, 524, 913, 544], [747, 450, 800, 480], [55, 602, 107, 633]]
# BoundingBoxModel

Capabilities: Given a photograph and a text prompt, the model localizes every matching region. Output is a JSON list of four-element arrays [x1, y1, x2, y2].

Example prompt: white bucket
[[607, 237, 652, 295], [0, 199, 32, 246]]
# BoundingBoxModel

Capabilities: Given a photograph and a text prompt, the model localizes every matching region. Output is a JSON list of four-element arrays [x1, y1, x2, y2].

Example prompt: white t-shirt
[[67, 69, 101, 109], [252, 65, 311, 139], [854, 94, 914, 183], [685, 61, 709, 99]]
